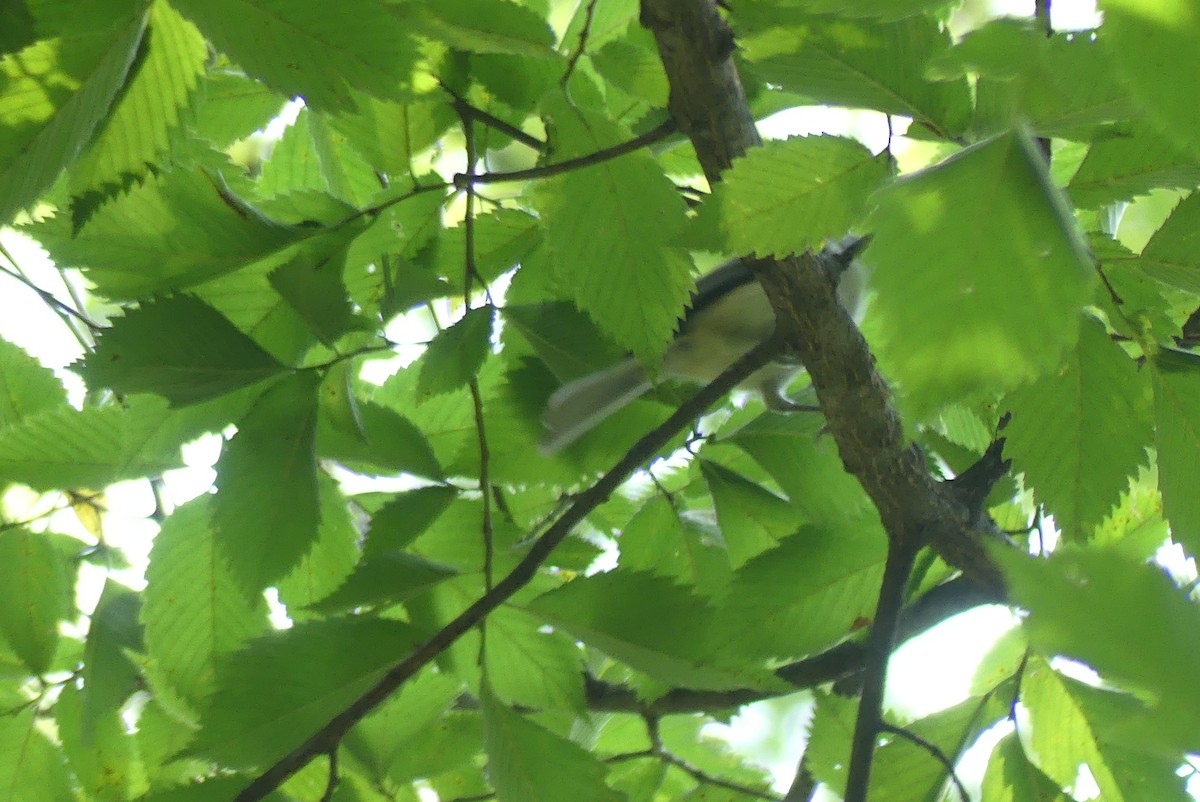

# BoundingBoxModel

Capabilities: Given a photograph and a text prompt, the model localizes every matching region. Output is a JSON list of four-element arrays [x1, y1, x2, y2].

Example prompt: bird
[[539, 238, 869, 453]]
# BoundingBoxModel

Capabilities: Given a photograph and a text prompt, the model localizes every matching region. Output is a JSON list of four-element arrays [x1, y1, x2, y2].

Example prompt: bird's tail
[[539, 359, 651, 454]]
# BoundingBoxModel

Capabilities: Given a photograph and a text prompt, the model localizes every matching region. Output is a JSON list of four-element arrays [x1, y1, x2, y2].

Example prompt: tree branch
[[453, 117, 678, 188], [844, 542, 919, 801], [638, 3, 1013, 801], [878, 723, 970, 802], [233, 339, 780, 802]]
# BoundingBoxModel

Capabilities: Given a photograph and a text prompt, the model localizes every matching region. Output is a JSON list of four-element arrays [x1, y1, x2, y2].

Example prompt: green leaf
[[709, 525, 885, 663], [1017, 657, 1128, 799], [1100, 0, 1200, 156], [866, 129, 1095, 418], [700, 460, 797, 567], [868, 692, 1009, 801], [1068, 126, 1200, 208], [142, 497, 269, 704], [69, 0, 207, 195], [804, 691, 857, 793], [998, 549, 1200, 755], [0, 709, 74, 802], [212, 371, 321, 595], [485, 606, 583, 711], [343, 668, 464, 783], [275, 474, 362, 613], [1002, 317, 1152, 540], [781, 0, 956, 20], [408, 0, 556, 56], [618, 494, 732, 594], [80, 580, 143, 739], [934, 21, 1133, 137], [363, 486, 459, 556], [33, 167, 301, 298], [170, 0, 420, 110], [327, 95, 456, 176], [0, 401, 195, 489], [0, 528, 73, 674], [80, 295, 289, 405], [503, 302, 625, 382], [591, 35, 669, 107], [482, 689, 623, 802], [0, 3, 146, 224], [981, 733, 1070, 802], [1137, 192, 1200, 294], [536, 96, 693, 366], [317, 399, 445, 479], [309, 551, 458, 613], [192, 618, 419, 767], [0, 336, 66, 427], [55, 684, 136, 802], [268, 242, 359, 347], [527, 571, 779, 691], [417, 306, 495, 396], [191, 71, 286, 147], [740, 12, 970, 138], [384, 711, 484, 786], [1151, 349, 1200, 557], [435, 208, 542, 286], [715, 136, 888, 259], [257, 110, 381, 207], [728, 412, 873, 527]]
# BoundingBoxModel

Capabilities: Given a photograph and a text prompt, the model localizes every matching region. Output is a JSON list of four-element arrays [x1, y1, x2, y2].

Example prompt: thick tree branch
[[640, 2, 1012, 800], [639, 0, 1006, 586]]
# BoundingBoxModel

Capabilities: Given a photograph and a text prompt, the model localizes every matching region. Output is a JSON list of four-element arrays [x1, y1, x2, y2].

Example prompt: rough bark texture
[[641, 0, 1007, 589]]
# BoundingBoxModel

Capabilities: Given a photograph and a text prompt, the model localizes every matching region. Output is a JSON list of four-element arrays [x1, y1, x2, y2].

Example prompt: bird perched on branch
[[540, 238, 869, 453]]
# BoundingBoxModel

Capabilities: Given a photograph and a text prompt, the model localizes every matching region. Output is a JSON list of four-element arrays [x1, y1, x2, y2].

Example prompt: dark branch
[[454, 118, 678, 189], [844, 543, 920, 802], [878, 723, 971, 802], [561, 0, 600, 88], [233, 340, 780, 801], [443, 85, 545, 152]]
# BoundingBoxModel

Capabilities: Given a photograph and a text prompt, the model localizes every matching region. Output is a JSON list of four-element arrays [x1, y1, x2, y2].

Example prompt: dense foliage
[[1, 0, 1199, 800]]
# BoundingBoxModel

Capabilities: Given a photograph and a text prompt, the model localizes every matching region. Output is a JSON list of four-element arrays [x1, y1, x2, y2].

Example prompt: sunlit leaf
[[0, 528, 72, 674], [212, 371, 321, 594], [170, 0, 420, 110], [79, 294, 289, 405], [1003, 317, 1152, 540], [142, 498, 269, 704], [192, 618, 420, 767], [482, 688, 623, 802], [866, 129, 1094, 418], [0, 2, 146, 223], [716, 136, 889, 259]]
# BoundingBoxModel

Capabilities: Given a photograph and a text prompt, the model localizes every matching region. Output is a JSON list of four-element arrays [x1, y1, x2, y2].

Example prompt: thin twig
[[318, 748, 339, 802], [561, 0, 600, 87], [458, 102, 498, 660], [645, 715, 781, 801], [878, 723, 971, 802], [0, 249, 102, 336], [660, 751, 783, 801], [443, 84, 545, 151], [454, 118, 677, 189]]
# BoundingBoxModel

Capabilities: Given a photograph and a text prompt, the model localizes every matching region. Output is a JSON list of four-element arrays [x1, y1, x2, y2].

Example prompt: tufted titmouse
[[539, 238, 869, 453]]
